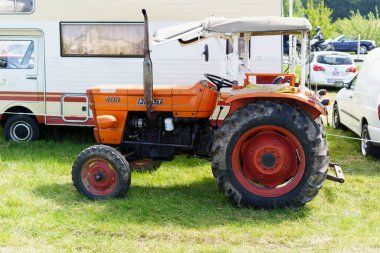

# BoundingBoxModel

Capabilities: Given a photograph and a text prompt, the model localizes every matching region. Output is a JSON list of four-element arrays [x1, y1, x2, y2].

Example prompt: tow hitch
[[326, 163, 345, 183]]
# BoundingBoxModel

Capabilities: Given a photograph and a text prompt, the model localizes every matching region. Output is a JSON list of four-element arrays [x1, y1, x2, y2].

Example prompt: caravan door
[[60, 94, 90, 123]]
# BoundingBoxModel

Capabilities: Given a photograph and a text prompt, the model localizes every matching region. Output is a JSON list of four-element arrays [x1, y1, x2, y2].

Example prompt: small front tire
[[4, 115, 40, 142], [72, 145, 131, 200]]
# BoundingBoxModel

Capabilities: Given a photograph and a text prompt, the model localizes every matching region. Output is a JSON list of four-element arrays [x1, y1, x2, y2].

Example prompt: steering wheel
[[0, 59, 19, 69], [204, 74, 235, 90]]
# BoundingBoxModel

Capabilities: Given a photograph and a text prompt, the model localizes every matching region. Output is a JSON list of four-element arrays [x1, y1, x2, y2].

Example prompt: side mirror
[[334, 81, 346, 88], [321, 98, 330, 106], [318, 89, 327, 96], [202, 44, 209, 62]]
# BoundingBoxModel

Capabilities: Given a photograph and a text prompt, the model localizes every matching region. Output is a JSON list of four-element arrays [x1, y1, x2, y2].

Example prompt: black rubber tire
[[332, 103, 342, 129], [72, 145, 131, 200], [211, 101, 329, 209], [359, 45, 368, 54], [129, 159, 162, 172], [4, 115, 40, 142], [361, 124, 376, 157]]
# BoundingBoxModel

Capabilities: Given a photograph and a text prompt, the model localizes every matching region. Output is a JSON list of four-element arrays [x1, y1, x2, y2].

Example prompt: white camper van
[[0, 0, 283, 141], [333, 48, 380, 156]]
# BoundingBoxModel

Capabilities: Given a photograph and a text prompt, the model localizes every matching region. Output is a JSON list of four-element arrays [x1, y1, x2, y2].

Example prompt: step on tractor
[[71, 10, 344, 209]]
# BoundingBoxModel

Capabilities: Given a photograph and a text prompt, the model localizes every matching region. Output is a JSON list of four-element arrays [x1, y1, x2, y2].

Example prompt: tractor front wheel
[[211, 101, 328, 209], [72, 145, 131, 200]]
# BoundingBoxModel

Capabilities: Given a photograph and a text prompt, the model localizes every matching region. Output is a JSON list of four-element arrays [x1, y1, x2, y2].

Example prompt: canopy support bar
[[299, 31, 307, 95]]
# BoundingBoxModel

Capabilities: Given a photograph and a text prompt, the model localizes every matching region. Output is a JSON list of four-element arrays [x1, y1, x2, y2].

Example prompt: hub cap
[[81, 158, 117, 196], [11, 121, 32, 141], [232, 126, 305, 197]]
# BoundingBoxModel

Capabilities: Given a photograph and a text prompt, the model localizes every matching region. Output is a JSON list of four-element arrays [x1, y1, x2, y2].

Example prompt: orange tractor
[[72, 10, 344, 209]]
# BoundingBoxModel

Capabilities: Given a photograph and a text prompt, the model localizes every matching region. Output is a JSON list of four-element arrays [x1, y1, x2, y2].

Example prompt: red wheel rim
[[231, 125, 305, 197], [81, 158, 118, 196]]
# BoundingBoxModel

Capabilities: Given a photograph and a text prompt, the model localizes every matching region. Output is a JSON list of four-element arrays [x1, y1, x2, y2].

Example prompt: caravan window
[[60, 22, 144, 58], [0, 0, 34, 13], [0, 40, 35, 69]]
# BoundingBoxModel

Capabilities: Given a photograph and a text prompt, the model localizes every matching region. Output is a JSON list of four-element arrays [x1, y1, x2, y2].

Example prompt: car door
[[339, 76, 358, 130], [0, 38, 38, 97], [333, 37, 345, 51], [344, 37, 356, 52]]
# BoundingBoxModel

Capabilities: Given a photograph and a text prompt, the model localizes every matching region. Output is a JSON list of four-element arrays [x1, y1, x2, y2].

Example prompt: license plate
[[327, 78, 342, 83]]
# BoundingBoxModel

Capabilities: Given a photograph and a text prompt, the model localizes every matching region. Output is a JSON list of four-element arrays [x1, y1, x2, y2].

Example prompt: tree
[[304, 0, 334, 38], [302, 0, 380, 21], [283, 0, 305, 17], [334, 9, 380, 45]]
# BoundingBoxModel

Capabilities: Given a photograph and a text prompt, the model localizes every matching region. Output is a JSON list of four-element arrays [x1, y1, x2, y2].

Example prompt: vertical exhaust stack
[[142, 9, 153, 117]]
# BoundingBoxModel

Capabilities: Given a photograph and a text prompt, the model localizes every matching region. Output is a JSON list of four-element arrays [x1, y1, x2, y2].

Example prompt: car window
[[349, 75, 358, 89], [316, 54, 353, 65], [0, 0, 34, 13], [0, 40, 34, 69]]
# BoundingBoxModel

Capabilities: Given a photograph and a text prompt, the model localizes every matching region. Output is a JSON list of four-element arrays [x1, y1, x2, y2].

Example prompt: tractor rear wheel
[[72, 145, 131, 200], [211, 101, 328, 209]]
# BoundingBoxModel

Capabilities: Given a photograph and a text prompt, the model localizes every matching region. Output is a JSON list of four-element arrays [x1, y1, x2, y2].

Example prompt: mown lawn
[[0, 123, 379, 252]]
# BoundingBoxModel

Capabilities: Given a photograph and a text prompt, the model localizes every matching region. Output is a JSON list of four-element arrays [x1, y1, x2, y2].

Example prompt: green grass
[[0, 124, 379, 252]]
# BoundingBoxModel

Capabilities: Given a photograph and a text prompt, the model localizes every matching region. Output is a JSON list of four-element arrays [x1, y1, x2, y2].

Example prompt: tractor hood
[[153, 16, 311, 45]]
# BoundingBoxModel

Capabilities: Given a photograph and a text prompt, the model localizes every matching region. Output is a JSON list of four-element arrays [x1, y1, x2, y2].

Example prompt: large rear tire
[[211, 101, 328, 209], [72, 145, 131, 200]]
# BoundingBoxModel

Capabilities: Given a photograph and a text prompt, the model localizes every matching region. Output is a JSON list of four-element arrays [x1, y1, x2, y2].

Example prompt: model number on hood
[[106, 97, 120, 103], [137, 99, 163, 105]]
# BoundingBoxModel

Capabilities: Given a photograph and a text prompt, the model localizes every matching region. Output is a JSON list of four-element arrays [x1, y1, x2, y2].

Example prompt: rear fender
[[225, 93, 327, 120]]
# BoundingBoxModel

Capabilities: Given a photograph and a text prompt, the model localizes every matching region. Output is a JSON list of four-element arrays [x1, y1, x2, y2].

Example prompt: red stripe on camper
[[0, 92, 87, 102]]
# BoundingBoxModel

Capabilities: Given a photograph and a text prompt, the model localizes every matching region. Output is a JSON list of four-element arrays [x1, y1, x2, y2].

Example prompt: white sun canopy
[[153, 16, 312, 44]]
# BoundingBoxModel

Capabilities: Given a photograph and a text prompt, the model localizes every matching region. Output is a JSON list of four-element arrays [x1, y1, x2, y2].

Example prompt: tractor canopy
[[153, 16, 311, 45], [153, 15, 311, 97]]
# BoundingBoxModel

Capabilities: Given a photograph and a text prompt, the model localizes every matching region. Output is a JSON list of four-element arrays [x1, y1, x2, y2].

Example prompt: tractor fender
[[225, 93, 327, 120]]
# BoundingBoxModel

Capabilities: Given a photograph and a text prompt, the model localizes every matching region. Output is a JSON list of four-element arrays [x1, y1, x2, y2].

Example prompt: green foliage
[[283, 0, 305, 17], [301, 0, 380, 21], [334, 9, 380, 45], [324, 0, 380, 21], [304, 0, 335, 38]]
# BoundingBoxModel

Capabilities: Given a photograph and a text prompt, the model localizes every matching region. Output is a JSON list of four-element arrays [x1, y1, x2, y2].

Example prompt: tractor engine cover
[[87, 81, 218, 145]]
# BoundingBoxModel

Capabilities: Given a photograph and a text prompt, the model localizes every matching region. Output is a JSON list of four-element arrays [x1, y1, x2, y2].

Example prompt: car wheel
[[361, 124, 375, 156], [4, 115, 40, 142], [359, 45, 368, 54], [332, 103, 342, 129]]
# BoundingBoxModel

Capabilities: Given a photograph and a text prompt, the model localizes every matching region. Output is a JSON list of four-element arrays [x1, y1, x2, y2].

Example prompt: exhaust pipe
[[142, 9, 153, 116]]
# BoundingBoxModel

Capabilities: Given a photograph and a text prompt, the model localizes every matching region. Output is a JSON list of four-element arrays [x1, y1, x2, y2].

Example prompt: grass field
[[0, 113, 379, 252]]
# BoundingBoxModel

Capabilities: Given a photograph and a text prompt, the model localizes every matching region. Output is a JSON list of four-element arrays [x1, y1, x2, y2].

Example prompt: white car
[[306, 51, 357, 86], [333, 48, 380, 156]]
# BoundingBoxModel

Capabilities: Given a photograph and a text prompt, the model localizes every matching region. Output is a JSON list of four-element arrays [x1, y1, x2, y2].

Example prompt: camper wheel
[[4, 115, 40, 142]]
